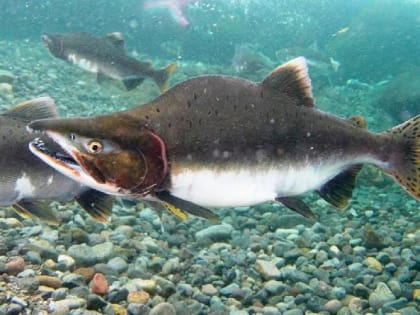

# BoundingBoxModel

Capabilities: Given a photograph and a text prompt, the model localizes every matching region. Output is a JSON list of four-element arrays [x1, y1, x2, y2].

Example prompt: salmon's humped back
[[132, 58, 381, 167]]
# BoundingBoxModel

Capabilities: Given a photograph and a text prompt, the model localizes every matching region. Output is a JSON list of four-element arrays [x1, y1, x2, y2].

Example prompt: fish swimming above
[[42, 32, 177, 92], [0, 97, 113, 224], [28, 57, 420, 219]]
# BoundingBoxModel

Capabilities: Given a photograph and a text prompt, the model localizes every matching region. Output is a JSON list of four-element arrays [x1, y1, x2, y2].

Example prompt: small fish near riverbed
[[28, 57, 420, 219], [42, 32, 177, 92]]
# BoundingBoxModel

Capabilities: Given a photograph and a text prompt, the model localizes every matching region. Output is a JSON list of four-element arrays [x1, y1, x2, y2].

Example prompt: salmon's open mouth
[[29, 137, 82, 175]]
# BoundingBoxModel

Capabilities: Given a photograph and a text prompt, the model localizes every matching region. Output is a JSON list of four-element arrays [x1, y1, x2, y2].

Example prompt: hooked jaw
[[28, 128, 124, 196]]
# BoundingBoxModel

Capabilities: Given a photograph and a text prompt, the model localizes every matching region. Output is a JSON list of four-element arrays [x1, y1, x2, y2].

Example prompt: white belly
[[169, 163, 349, 207], [68, 53, 98, 73]]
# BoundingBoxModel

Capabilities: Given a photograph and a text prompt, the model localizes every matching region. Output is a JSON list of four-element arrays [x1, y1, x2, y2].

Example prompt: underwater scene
[[0, 0, 419, 314]]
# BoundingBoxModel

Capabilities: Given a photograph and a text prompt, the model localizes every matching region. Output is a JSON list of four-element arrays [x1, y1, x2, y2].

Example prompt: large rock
[[369, 282, 396, 310]]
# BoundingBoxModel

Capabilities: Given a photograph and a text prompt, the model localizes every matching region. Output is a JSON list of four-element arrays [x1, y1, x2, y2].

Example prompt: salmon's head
[[41, 33, 65, 58], [27, 115, 168, 197]]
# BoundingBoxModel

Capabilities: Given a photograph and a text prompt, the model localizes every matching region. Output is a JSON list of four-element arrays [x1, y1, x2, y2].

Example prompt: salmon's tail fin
[[385, 115, 420, 199], [153, 62, 177, 93]]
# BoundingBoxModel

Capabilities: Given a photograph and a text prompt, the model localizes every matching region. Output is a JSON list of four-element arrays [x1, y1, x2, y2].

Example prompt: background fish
[[28, 58, 420, 218], [42, 32, 177, 92], [0, 97, 112, 223]]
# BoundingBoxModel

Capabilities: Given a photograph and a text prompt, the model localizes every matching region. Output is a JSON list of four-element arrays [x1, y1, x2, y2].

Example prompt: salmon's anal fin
[[386, 115, 420, 199], [275, 196, 316, 219], [317, 165, 362, 209], [262, 57, 315, 107], [12, 200, 59, 225], [75, 189, 113, 223], [156, 190, 219, 222], [153, 62, 177, 93]]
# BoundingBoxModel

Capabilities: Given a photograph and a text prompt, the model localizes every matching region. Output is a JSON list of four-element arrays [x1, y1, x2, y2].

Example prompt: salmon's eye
[[87, 140, 103, 154]]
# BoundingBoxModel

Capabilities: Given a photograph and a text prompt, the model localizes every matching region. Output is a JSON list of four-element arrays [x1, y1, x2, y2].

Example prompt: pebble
[[57, 254, 76, 269], [37, 275, 62, 289], [90, 273, 109, 295], [201, 283, 218, 296], [149, 302, 176, 315], [6, 256, 25, 275], [365, 257, 383, 272], [323, 299, 342, 313], [255, 260, 280, 280], [195, 223, 234, 242], [127, 290, 150, 304], [107, 257, 128, 273], [264, 280, 286, 294], [369, 282, 396, 309]]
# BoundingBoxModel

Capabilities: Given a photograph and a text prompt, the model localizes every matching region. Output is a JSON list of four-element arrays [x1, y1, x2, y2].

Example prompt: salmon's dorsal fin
[[105, 32, 125, 51], [317, 165, 363, 209], [262, 57, 315, 107], [3, 96, 59, 122]]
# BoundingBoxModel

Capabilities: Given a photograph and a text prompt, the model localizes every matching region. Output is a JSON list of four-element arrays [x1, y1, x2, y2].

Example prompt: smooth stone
[[127, 290, 150, 304], [262, 306, 281, 315], [126, 303, 150, 315], [348, 297, 364, 313], [49, 298, 86, 313], [220, 283, 240, 297], [283, 309, 303, 315], [264, 280, 286, 294], [107, 257, 128, 273], [201, 283, 218, 296], [255, 260, 280, 280], [365, 257, 383, 272], [149, 302, 176, 315], [58, 255, 76, 269], [37, 275, 62, 289], [62, 273, 85, 288], [86, 294, 108, 310], [16, 277, 39, 292], [323, 299, 342, 314], [382, 297, 408, 312], [399, 306, 420, 315], [368, 282, 396, 309], [51, 288, 68, 301], [6, 256, 25, 275], [195, 224, 234, 242], [90, 273, 109, 295], [108, 288, 129, 303]]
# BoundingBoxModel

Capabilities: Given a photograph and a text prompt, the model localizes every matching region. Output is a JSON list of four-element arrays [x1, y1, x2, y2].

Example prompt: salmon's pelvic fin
[[153, 62, 178, 93], [386, 115, 420, 199]]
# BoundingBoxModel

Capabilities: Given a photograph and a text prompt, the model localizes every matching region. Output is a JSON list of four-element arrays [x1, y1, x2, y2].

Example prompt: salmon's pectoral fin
[[275, 196, 316, 219], [75, 189, 113, 223], [123, 77, 145, 91], [156, 190, 219, 222], [12, 200, 59, 225], [317, 165, 363, 209]]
